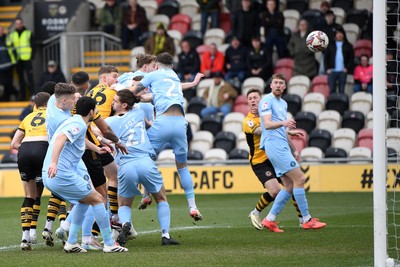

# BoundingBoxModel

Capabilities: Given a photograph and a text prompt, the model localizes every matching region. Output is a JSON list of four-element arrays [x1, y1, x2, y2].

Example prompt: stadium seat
[[289, 128, 308, 153], [190, 131, 214, 156], [179, 0, 199, 18], [317, 110, 341, 136], [286, 0, 309, 14], [187, 96, 206, 116], [141, 0, 158, 20], [333, 128, 356, 154], [387, 94, 398, 114], [204, 148, 228, 162], [345, 8, 369, 29], [167, 29, 183, 54], [295, 111, 317, 134], [324, 147, 348, 160], [390, 110, 400, 128], [282, 94, 302, 116], [311, 75, 329, 98], [287, 112, 293, 120], [308, 0, 325, 9], [332, 0, 353, 10], [187, 149, 204, 160], [185, 113, 201, 133], [308, 129, 332, 153], [341, 110, 365, 133], [204, 28, 226, 46], [357, 128, 373, 151], [223, 112, 246, 137], [302, 92, 326, 117], [229, 148, 249, 160], [330, 7, 346, 25], [213, 131, 237, 154], [217, 43, 230, 55], [149, 14, 170, 32], [300, 147, 323, 161], [354, 0, 373, 12], [387, 128, 400, 152], [388, 147, 398, 161], [200, 114, 223, 135], [343, 23, 360, 46], [233, 95, 249, 116], [242, 77, 265, 96], [349, 146, 372, 159], [183, 30, 203, 49], [350, 92, 372, 116], [345, 74, 355, 97], [326, 93, 349, 115], [196, 78, 213, 97], [157, 149, 175, 163], [287, 75, 311, 99], [157, 0, 179, 19], [283, 9, 301, 32], [353, 39, 372, 58], [273, 58, 294, 82], [236, 132, 249, 152], [191, 13, 202, 32], [169, 14, 191, 35], [219, 12, 231, 34], [366, 110, 373, 128], [130, 46, 145, 70]]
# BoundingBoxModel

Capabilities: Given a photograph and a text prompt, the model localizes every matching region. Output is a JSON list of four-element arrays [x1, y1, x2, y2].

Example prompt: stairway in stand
[[0, 5, 22, 31]]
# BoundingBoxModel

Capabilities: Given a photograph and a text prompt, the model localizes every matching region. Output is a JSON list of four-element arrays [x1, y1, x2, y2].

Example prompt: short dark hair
[[75, 96, 96, 116], [40, 81, 56, 95], [72, 71, 89, 86], [156, 52, 173, 65], [34, 92, 51, 108], [271, 73, 287, 83], [246, 88, 262, 97], [54, 83, 76, 98], [117, 89, 138, 110], [133, 75, 144, 81], [98, 65, 118, 76], [136, 54, 156, 69]]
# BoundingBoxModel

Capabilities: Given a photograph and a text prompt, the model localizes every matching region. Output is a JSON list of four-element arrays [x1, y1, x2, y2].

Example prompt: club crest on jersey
[[262, 102, 268, 111], [71, 126, 80, 135], [247, 120, 254, 128]]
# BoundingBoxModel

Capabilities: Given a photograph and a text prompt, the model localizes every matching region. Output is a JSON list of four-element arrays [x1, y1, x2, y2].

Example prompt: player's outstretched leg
[[177, 166, 203, 221]]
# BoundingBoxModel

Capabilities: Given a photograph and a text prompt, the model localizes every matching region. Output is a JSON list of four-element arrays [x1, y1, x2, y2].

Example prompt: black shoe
[[116, 222, 131, 247], [162, 236, 180, 246]]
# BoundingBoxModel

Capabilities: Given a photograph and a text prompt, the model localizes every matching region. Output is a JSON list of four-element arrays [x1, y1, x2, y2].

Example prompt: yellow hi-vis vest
[[5, 35, 16, 64], [10, 29, 32, 61]]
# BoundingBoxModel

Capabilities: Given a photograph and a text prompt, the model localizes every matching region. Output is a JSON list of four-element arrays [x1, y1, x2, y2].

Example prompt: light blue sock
[[293, 188, 310, 219], [81, 206, 94, 238], [118, 205, 131, 224], [157, 201, 170, 235], [92, 203, 113, 246], [178, 167, 195, 200], [67, 203, 89, 244], [270, 189, 291, 216]]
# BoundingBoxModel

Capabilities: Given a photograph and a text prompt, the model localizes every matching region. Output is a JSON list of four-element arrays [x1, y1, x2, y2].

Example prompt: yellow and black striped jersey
[[243, 111, 268, 165], [86, 84, 116, 119], [18, 107, 47, 137]]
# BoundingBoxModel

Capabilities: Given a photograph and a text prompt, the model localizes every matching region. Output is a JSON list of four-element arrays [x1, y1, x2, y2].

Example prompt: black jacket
[[232, 8, 260, 47], [177, 48, 200, 75], [38, 69, 66, 88]]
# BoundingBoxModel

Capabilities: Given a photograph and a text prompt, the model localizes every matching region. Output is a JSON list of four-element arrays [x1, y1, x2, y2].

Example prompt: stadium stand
[[387, 128, 400, 153], [157, 0, 179, 19], [149, 14, 170, 32], [332, 0, 354, 10], [349, 146, 372, 159], [282, 94, 302, 116], [295, 111, 317, 134], [317, 110, 341, 136], [187, 149, 204, 160], [341, 110, 365, 133], [330, 7, 346, 25], [213, 131, 237, 154], [289, 128, 308, 153], [353, 39, 372, 58], [190, 131, 214, 156], [141, 0, 158, 20], [274, 58, 294, 82], [229, 148, 249, 160], [169, 14, 191, 35], [241, 77, 265, 96], [287, 75, 311, 99], [326, 93, 349, 115], [204, 148, 228, 162], [222, 112, 245, 137], [311, 75, 329, 98], [332, 128, 357, 154], [324, 147, 348, 160], [308, 128, 332, 153], [157, 149, 175, 163], [302, 92, 326, 116], [283, 9, 301, 32], [179, 0, 199, 18], [200, 114, 223, 136], [300, 147, 324, 161], [350, 91, 372, 116], [186, 113, 201, 133], [357, 128, 373, 151], [204, 28, 226, 46], [187, 96, 207, 116]]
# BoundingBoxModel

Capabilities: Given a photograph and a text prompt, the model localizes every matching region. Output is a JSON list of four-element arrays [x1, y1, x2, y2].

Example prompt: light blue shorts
[[264, 141, 299, 177], [118, 156, 163, 198], [147, 115, 188, 163]]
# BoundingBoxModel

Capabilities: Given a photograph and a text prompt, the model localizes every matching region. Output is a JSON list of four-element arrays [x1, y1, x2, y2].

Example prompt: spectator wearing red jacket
[[200, 43, 225, 78], [353, 54, 373, 94]]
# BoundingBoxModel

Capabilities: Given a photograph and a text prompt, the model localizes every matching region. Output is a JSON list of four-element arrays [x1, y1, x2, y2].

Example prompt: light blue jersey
[[140, 68, 184, 117], [136, 102, 154, 122], [132, 70, 147, 78], [258, 93, 299, 177], [46, 95, 72, 140]]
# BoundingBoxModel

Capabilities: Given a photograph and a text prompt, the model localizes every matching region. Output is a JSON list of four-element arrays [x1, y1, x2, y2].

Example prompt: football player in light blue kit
[[259, 73, 327, 232], [42, 97, 128, 253], [131, 52, 203, 221], [105, 89, 179, 246]]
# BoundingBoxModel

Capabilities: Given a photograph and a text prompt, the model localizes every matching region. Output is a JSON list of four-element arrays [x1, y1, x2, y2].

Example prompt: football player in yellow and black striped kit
[[243, 88, 302, 230], [11, 92, 50, 250]]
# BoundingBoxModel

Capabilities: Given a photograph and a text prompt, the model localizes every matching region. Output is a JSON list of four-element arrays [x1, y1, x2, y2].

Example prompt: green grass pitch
[[0, 193, 373, 266]]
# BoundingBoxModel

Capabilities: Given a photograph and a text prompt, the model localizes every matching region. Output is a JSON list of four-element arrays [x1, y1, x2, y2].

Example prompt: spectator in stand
[[225, 0, 241, 13], [144, 23, 175, 56], [176, 40, 200, 82], [97, 0, 123, 37], [200, 71, 238, 118], [324, 27, 354, 94], [288, 19, 318, 79], [353, 54, 373, 94], [308, 1, 330, 30], [317, 10, 340, 74], [121, 0, 149, 49], [19, 95, 35, 121], [38, 60, 66, 89], [224, 36, 248, 83], [196, 0, 220, 36], [247, 36, 271, 82], [231, 0, 260, 48], [260, 0, 286, 60], [200, 43, 225, 79], [0, 26, 18, 101], [387, 50, 399, 96]]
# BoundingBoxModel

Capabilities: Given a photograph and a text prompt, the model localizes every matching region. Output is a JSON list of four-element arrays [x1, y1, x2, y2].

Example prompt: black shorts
[[251, 159, 281, 186], [18, 141, 48, 182], [82, 150, 107, 188], [98, 152, 114, 166]]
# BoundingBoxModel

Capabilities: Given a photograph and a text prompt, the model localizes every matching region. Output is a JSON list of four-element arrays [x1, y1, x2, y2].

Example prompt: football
[[306, 30, 329, 52]]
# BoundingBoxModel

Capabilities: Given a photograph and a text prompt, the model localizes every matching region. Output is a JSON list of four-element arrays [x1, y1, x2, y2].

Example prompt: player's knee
[[175, 160, 187, 169]]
